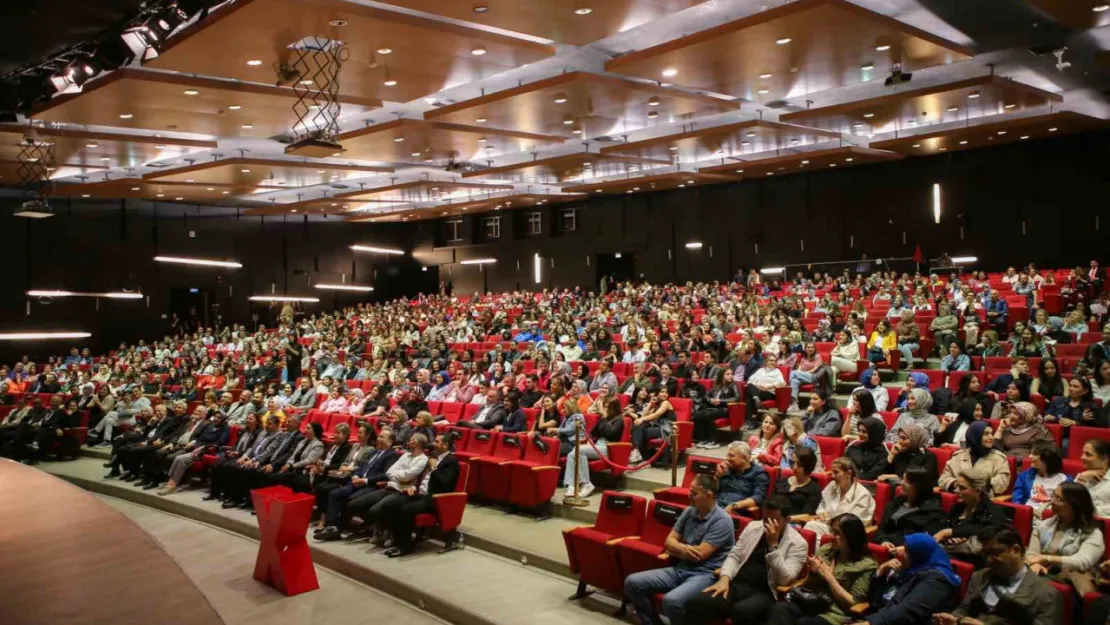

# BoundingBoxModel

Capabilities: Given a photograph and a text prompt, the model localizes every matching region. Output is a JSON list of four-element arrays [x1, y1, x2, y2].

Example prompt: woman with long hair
[[1030, 358, 1066, 400], [1076, 439, 1110, 517], [691, 368, 739, 449], [1046, 376, 1101, 428], [874, 467, 949, 548], [1012, 442, 1072, 519], [748, 412, 785, 467], [1025, 482, 1104, 596], [561, 397, 624, 499]]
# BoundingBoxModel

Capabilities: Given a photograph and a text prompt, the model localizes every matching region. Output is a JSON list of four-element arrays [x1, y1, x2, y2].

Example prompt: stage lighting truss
[[289, 37, 347, 144], [17, 138, 56, 192]]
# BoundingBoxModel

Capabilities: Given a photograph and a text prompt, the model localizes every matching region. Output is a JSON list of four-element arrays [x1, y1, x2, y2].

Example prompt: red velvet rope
[[577, 427, 670, 472]]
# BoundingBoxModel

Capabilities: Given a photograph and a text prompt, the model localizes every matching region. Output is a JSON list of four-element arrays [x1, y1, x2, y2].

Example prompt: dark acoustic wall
[[413, 130, 1110, 295], [0, 202, 429, 362]]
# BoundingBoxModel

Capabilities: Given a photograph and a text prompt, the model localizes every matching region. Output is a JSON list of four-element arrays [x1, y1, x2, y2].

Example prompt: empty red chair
[[302, 410, 331, 435], [411, 461, 470, 553], [616, 499, 689, 578], [654, 456, 721, 504], [1068, 426, 1103, 460], [471, 432, 526, 500], [995, 501, 1033, 545], [860, 480, 894, 525], [812, 435, 846, 464], [456, 429, 498, 463], [439, 402, 464, 424], [563, 492, 647, 597], [929, 447, 956, 476], [504, 434, 561, 511]]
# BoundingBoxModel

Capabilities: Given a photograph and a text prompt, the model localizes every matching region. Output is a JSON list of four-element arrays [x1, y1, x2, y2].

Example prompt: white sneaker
[[565, 485, 576, 497], [629, 450, 643, 464], [695, 441, 707, 449], [579, 483, 595, 498], [705, 442, 721, 450]]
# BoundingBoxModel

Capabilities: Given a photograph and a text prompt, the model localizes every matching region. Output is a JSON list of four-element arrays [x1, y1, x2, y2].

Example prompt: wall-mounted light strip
[[248, 295, 320, 303], [154, 255, 243, 268], [27, 290, 143, 299], [760, 267, 785, 275], [685, 242, 704, 249], [951, 256, 978, 264], [0, 331, 92, 340], [349, 245, 405, 255], [461, 258, 497, 265], [314, 284, 374, 292], [533, 253, 542, 284], [932, 183, 941, 224]]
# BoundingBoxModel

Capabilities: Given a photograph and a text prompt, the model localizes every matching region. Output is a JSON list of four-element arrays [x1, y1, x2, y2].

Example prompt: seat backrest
[[861, 480, 893, 524], [912, 369, 945, 391], [682, 456, 720, 489], [880, 411, 899, 430], [465, 430, 498, 456], [462, 403, 481, 419], [951, 559, 975, 600], [594, 492, 647, 537], [1067, 426, 1102, 460], [326, 414, 352, 436], [641, 499, 688, 545], [455, 461, 470, 492], [812, 436, 846, 463], [995, 501, 1033, 546], [488, 431, 525, 461], [928, 447, 955, 475], [520, 434, 560, 465], [439, 402, 464, 423], [938, 491, 958, 513]]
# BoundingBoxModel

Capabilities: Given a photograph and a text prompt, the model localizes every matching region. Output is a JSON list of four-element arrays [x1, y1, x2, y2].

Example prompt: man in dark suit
[[455, 389, 507, 430], [25, 397, 82, 464], [220, 415, 299, 509], [315, 428, 400, 541], [384, 432, 461, 557], [208, 413, 280, 502], [238, 415, 304, 510]]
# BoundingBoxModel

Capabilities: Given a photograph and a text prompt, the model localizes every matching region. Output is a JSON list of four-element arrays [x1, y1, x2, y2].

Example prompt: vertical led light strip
[[533, 253, 542, 284], [933, 183, 942, 224]]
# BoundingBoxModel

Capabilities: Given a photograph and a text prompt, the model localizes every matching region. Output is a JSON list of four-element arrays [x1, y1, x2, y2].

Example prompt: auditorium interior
[[1, 1, 1109, 625]]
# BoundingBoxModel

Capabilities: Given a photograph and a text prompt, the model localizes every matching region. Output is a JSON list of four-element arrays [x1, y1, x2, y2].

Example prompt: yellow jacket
[[867, 331, 896, 354]]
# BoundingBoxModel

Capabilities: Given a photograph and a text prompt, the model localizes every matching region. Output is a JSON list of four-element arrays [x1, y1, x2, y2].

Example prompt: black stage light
[[64, 55, 97, 87], [93, 33, 136, 70]]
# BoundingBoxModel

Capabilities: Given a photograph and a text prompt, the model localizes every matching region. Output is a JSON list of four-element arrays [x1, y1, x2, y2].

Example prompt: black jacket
[[356, 447, 401, 484], [845, 442, 888, 481], [267, 431, 304, 468], [948, 500, 1007, 539], [426, 453, 460, 496], [324, 441, 353, 472], [883, 449, 939, 481], [874, 496, 949, 546], [195, 421, 230, 448], [866, 568, 958, 625], [502, 409, 527, 433], [42, 408, 82, 430]]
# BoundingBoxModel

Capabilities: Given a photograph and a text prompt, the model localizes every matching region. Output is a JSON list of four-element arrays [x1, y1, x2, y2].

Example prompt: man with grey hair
[[225, 390, 256, 426], [90, 386, 151, 446], [715, 441, 768, 514]]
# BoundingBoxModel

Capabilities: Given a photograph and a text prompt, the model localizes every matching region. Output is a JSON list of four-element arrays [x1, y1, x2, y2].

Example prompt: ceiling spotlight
[[183, 89, 199, 95], [206, 187, 214, 191], [155, 144, 166, 149], [119, 113, 133, 119], [863, 112, 874, 118], [473, 4, 489, 13], [647, 110, 658, 118], [875, 44, 890, 51], [575, 7, 593, 14], [845, 157, 854, 162], [997, 130, 1007, 135], [228, 104, 242, 110], [85, 143, 98, 148], [757, 88, 770, 94], [1020, 135, 1030, 139], [174, 197, 184, 201], [861, 62, 875, 70], [81, 194, 90, 198], [1048, 127, 1058, 132], [394, 136, 405, 142], [1095, 4, 1109, 11], [776, 37, 792, 45], [100, 157, 111, 161], [947, 106, 958, 112], [562, 115, 574, 125], [686, 180, 694, 184], [741, 140, 750, 146], [959, 140, 968, 145], [477, 137, 487, 143], [912, 143, 921, 148], [476, 117, 487, 123], [647, 96, 660, 106], [130, 186, 140, 191], [241, 168, 251, 173], [746, 131, 756, 138], [800, 160, 809, 165], [1004, 103, 1016, 109], [383, 78, 397, 86], [669, 146, 678, 151], [471, 46, 487, 56], [157, 193, 165, 197], [241, 124, 253, 129], [246, 59, 263, 66], [222, 191, 230, 194], [967, 91, 980, 99], [759, 72, 773, 79], [661, 68, 678, 77], [554, 93, 567, 104], [829, 163, 837, 167], [571, 127, 582, 134], [329, 19, 347, 26], [377, 47, 393, 54]]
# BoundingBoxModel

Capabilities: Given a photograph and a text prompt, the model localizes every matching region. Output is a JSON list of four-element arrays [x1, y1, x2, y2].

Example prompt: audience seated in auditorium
[[875, 467, 949, 548], [938, 422, 1011, 497], [716, 441, 768, 515], [805, 457, 875, 537], [1011, 443, 1072, 519], [1025, 482, 1104, 596], [935, 469, 1008, 567]]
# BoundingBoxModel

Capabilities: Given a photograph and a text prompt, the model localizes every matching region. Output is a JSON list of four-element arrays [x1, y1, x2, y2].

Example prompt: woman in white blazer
[[805, 457, 876, 537]]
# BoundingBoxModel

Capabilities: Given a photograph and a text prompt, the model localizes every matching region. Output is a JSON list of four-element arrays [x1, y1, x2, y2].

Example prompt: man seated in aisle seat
[[623, 474, 736, 625], [455, 388, 506, 429], [716, 441, 769, 515], [314, 428, 400, 541], [984, 290, 1009, 333], [684, 495, 808, 624]]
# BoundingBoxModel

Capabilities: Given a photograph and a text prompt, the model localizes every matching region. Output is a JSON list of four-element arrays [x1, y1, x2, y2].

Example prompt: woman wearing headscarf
[[885, 389, 939, 445], [424, 371, 452, 402], [996, 401, 1054, 460], [558, 379, 593, 416], [854, 368, 889, 412], [894, 372, 931, 411], [860, 534, 960, 625], [938, 421, 1011, 496], [933, 400, 982, 448], [845, 416, 888, 481], [876, 424, 938, 484]]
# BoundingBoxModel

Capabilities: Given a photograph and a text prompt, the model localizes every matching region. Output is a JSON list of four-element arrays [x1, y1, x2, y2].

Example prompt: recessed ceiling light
[[119, 113, 133, 119], [572, 127, 582, 134], [247, 59, 263, 66], [875, 45, 890, 51], [86, 143, 98, 148], [1095, 4, 1109, 11], [155, 144, 166, 149], [394, 136, 405, 142], [411, 151, 421, 157], [967, 91, 980, 99], [626, 190, 633, 194], [228, 104, 242, 110], [562, 116, 574, 125], [959, 140, 968, 145], [661, 68, 678, 77], [377, 47, 393, 55], [647, 96, 660, 106], [947, 106, 958, 112], [575, 7, 593, 15], [241, 124, 253, 129], [156, 193, 165, 197], [758, 88, 770, 94], [633, 187, 640, 191], [100, 156, 110, 161], [175, 197, 184, 201], [800, 160, 809, 165], [912, 143, 921, 148], [477, 137, 487, 143], [746, 131, 757, 137], [1020, 135, 1030, 139], [735, 169, 744, 173], [759, 72, 772, 79], [647, 110, 658, 118], [1048, 127, 1058, 132], [206, 187, 214, 191], [183, 89, 199, 95], [668, 145, 678, 151], [997, 130, 1007, 135], [222, 190, 230, 194], [678, 184, 685, 188], [829, 163, 837, 167], [767, 172, 774, 176], [940, 147, 947, 151], [863, 112, 874, 118], [241, 169, 251, 173], [471, 46, 487, 56], [383, 79, 397, 86], [185, 179, 194, 183], [845, 157, 854, 162], [553, 93, 568, 104], [476, 117, 487, 123], [776, 37, 792, 45], [861, 62, 875, 70], [686, 180, 694, 184], [317, 169, 326, 173], [131, 187, 140, 191], [329, 19, 347, 27], [81, 194, 90, 198], [473, 4, 489, 13], [741, 140, 750, 146]]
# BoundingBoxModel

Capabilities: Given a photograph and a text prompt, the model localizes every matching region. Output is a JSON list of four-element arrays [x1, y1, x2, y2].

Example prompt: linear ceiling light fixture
[[349, 245, 405, 255], [461, 258, 497, 265], [0, 331, 93, 340], [154, 255, 243, 268], [248, 295, 320, 302], [314, 284, 374, 291], [27, 290, 142, 299]]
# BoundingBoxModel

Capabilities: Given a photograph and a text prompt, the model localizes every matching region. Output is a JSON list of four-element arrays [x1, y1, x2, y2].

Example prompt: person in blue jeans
[[624, 474, 735, 625]]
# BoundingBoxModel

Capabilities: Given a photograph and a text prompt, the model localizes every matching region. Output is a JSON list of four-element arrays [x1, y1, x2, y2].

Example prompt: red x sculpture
[[251, 485, 319, 596]]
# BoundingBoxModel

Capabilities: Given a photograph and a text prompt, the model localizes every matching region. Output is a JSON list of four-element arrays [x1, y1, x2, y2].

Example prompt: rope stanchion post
[[562, 420, 590, 508], [670, 426, 679, 487]]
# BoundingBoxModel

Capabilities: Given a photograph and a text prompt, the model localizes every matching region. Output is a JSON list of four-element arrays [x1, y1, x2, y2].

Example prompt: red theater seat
[[505, 434, 562, 511], [653, 456, 720, 504], [412, 461, 470, 553], [470, 432, 527, 501], [563, 492, 647, 597], [616, 499, 689, 579]]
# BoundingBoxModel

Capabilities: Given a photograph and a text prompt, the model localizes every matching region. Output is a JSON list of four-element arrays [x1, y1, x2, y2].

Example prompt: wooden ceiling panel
[[347, 192, 585, 222], [869, 111, 1106, 156], [461, 151, 672, 184], [375, 0, 705, 45], [336, 119, 564, 166], [697, 145, 901, 177], [423, 72, 740, 138], [605, 0, 971, 100], [598, 119, 842, 164], [1028, 1, 1110, 31], [779, 75, 1062, 135], [561, 170, 738, 194], [0, 125, 215, 173], [144, 157, 392, 188], [248, 179, 516, 216], [146, 0, 554, 103], [47, 178, 268, 203], [32, 69, 376, 139]]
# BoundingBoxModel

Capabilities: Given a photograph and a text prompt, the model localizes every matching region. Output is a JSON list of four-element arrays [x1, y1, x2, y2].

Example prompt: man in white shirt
[[622, 341, 647, 364], [743, 353, 785, 428]]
